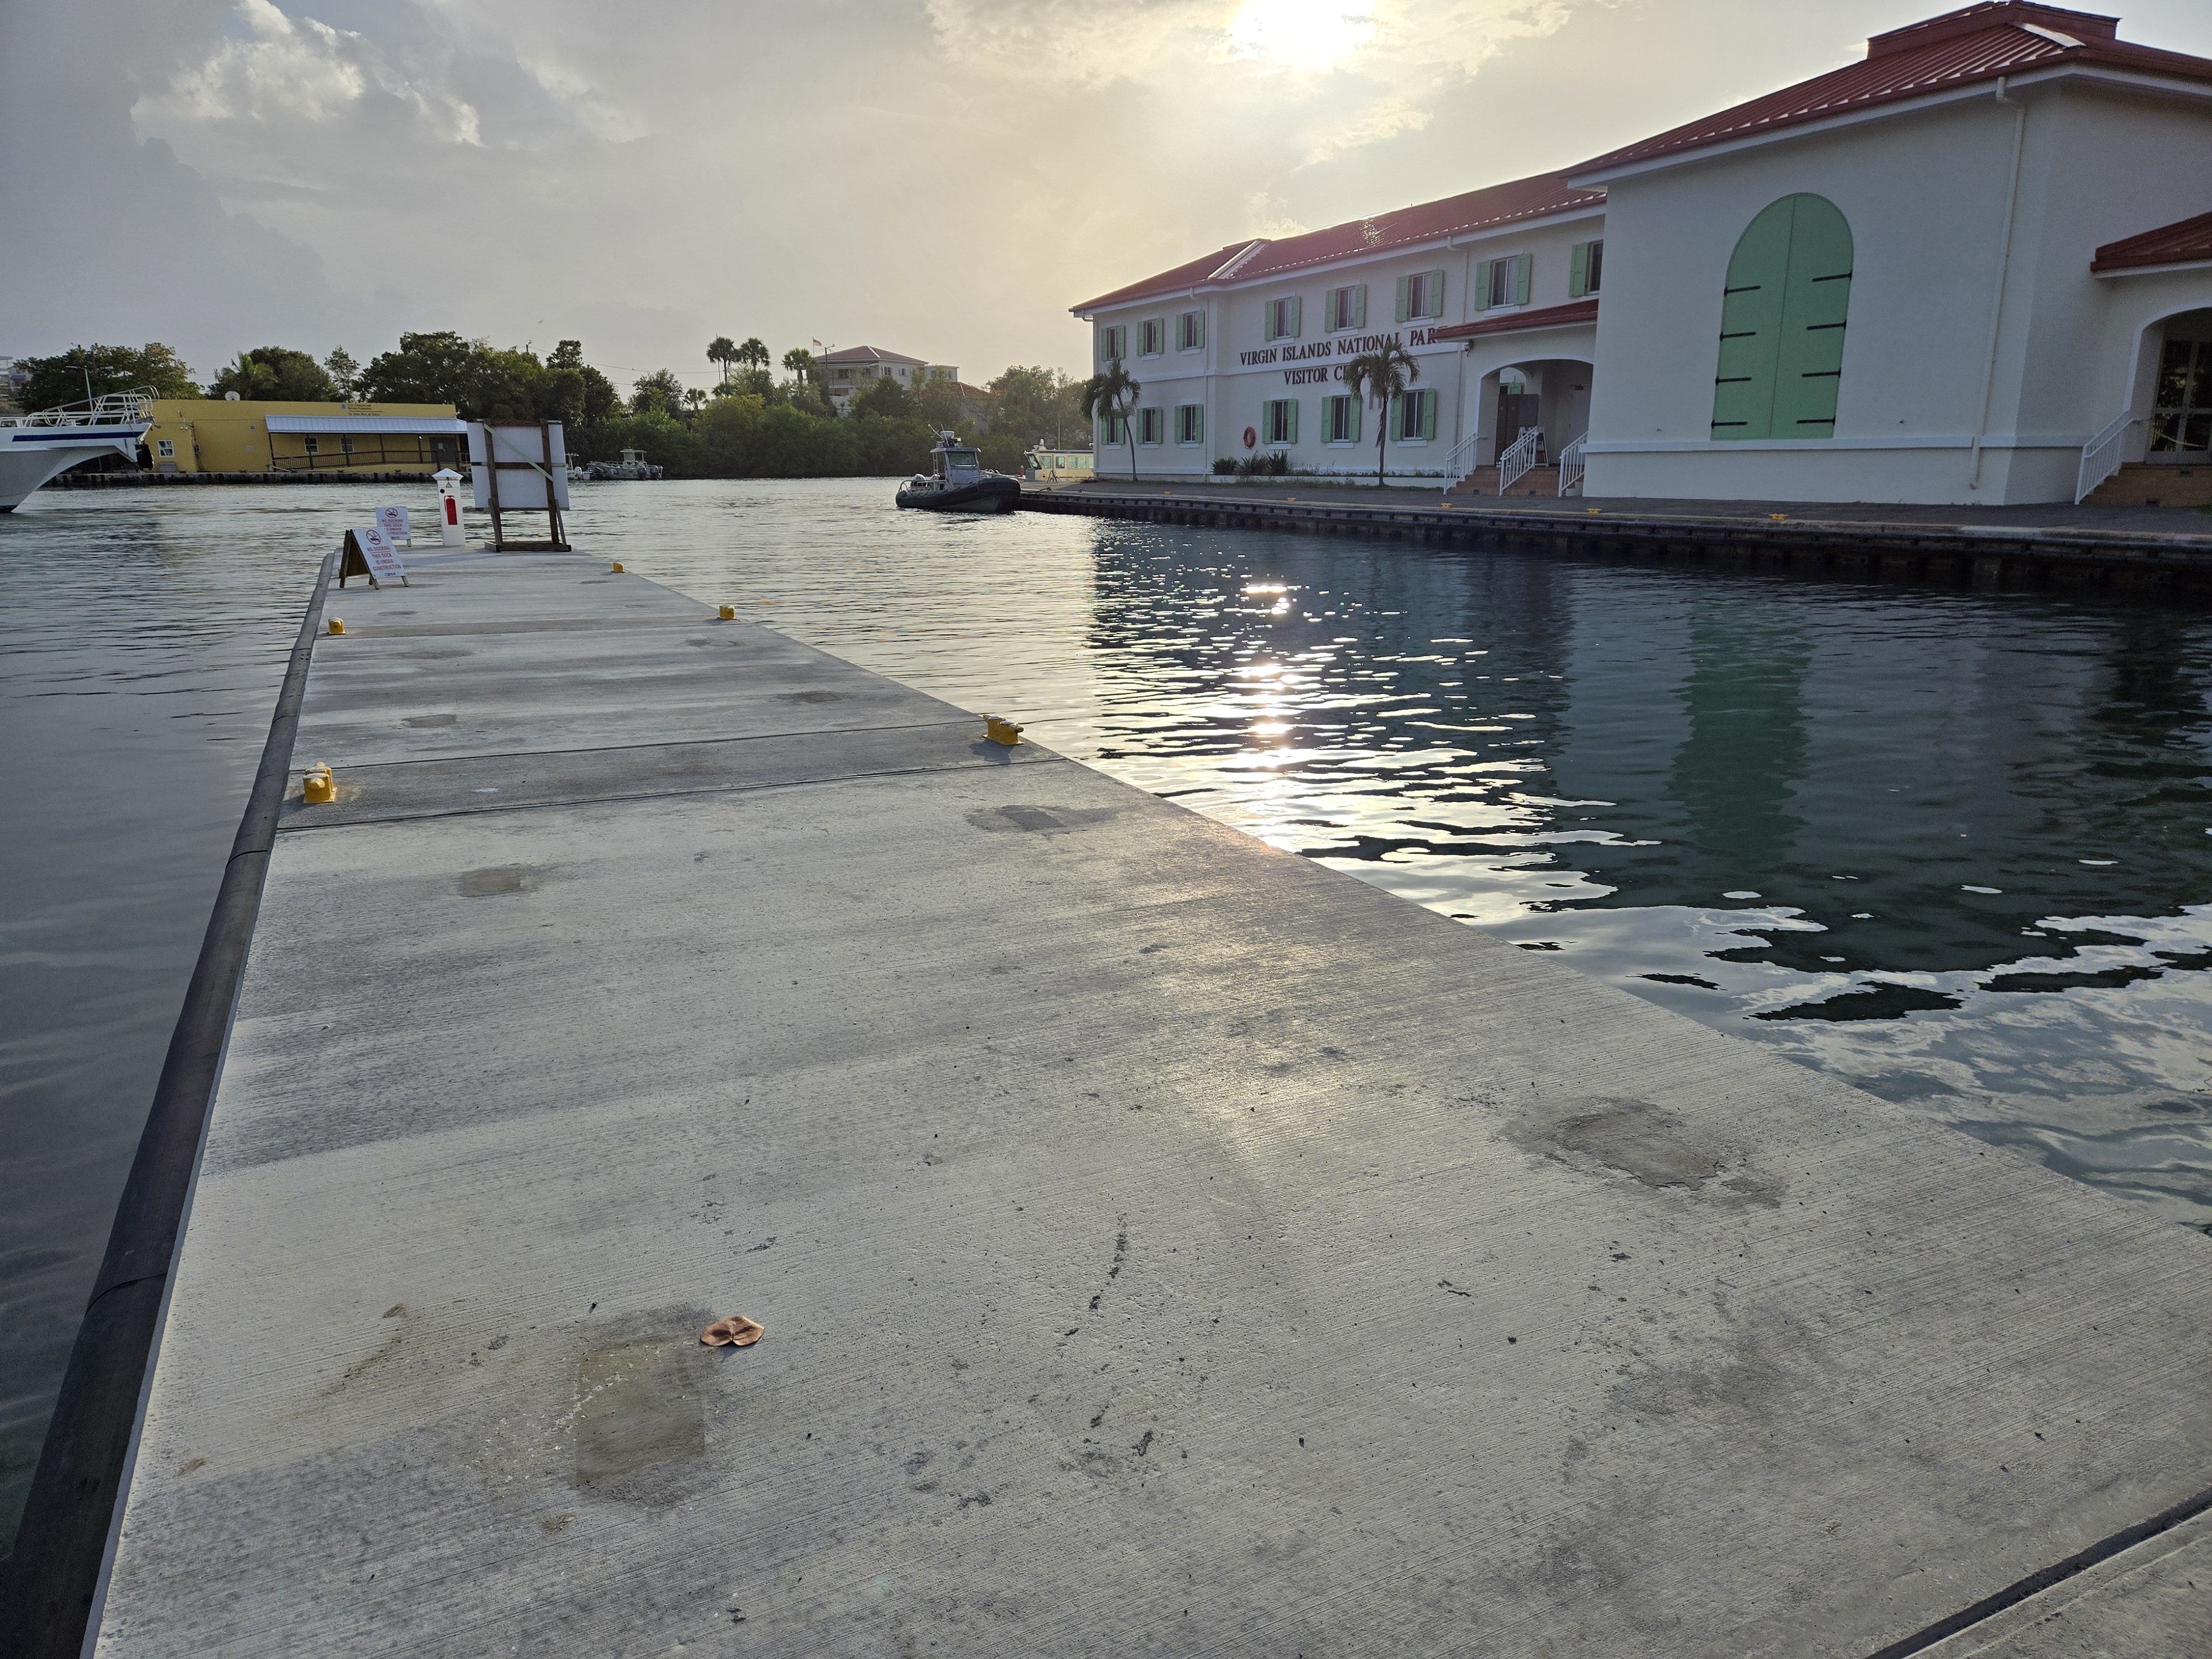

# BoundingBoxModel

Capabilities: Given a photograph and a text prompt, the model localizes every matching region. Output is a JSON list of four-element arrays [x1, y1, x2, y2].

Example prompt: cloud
[[143, 0, 481, 143]]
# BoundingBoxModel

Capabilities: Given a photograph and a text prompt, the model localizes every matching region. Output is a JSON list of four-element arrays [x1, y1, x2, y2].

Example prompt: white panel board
[[468, 423, 571, 511]]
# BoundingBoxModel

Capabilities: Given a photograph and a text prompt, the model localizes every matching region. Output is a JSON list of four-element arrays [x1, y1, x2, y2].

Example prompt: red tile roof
[[1072, 169, 1603, 315], [2091, 210, 2212, 273], [1430, 299, 1600, 343], [1574, 3, 2212, 179]]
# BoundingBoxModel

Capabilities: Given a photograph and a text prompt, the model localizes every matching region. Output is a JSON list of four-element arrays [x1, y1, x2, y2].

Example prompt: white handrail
[[1557, 432, 1587, 497], [0, 388, 154, 430], [1498, 426, 1543, 493], [2074, 411, 2135, 504], [1443, 430, 1484, 491]]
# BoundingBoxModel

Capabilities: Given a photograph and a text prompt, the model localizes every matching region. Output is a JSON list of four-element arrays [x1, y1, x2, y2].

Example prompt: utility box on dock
[[434, 467, 465, 546]]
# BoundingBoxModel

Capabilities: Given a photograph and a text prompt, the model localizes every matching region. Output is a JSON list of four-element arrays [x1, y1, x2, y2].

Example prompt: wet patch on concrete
[[776, 690, 847, 705], [400, 713, 459, 728], [964, 804, 1119, 836], [1509, 1097, 1785, 1208], [456, 865, 540, 898], [575, 1335, 707, 1489]]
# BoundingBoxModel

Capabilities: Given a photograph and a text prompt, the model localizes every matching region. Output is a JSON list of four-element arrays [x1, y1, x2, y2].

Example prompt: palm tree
[[707, 336, 737, 389], [738, 337, 770, 376], [1342, 341, 1420, 489], [782, 347, 814, 382], [1079, 359, 1141, 484], [684, 386, 708, 414]]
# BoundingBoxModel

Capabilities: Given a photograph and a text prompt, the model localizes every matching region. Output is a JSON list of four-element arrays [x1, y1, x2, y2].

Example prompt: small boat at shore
[[896, 432, 1019, 513], [1, 391, 153, 511], [571, 446, 662, 482]]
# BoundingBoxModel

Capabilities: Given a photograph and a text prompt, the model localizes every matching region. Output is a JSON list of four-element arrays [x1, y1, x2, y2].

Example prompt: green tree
[[684, 386, 708, 413], [852, 375, 917, 420], [737, 337, 770, 375], [20, 343, 199, 410], [630, 369, 686, 418], [360, 331, 486, 409], [707, 335, 737, 389], [988, 365, 1079, 448], [210, 347, 341, 403], [1079, 359, 1141, 483], [781, 347, 814, 382], [324, 347, 361, 399], [1342, 341, 1420, 488]]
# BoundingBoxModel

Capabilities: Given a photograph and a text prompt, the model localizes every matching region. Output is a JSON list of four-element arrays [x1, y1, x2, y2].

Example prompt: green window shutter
[[1264, 304, 1276, 343], [1192, 405, 1203, 442], [1569, 242, 1589, 299], [1513, 255, 1531, 307], [1427, 269, 1446, 318], [1771, 195, 1853, 437], [1289, 296, 1302, 338], [1287, 399, 1298, 445], [1353, 285, 1366, 328], [1194, 311, 1205, 349], [1473, 260, 1493, 312], [1390, 394, 1403, 442], [1348, 397, 1361, 444], [1421, 389, 1438, 441], [1395, 276, 1411, 324]]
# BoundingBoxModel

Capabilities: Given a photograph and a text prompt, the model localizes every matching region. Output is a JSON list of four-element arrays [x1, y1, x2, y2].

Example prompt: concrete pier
[[87, 547, 2212, 1655]]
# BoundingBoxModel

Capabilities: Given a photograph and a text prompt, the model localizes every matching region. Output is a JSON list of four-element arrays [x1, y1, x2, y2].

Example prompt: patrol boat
[[0, 390, 154, 510], [896, 432, 1020, 513]]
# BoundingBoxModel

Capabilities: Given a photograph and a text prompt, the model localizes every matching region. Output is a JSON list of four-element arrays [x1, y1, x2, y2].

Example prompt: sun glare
[[1227, 0, 1376, 73]]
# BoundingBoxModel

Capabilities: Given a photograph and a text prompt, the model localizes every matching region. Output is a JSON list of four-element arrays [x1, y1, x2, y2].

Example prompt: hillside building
[[817, 346, 958, 415], [1071, 1, 2212, 505]]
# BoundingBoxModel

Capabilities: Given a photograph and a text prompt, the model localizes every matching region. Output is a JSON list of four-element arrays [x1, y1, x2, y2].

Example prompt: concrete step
[[2085, 461, 2212, 508], [1446, 464, 1562, 498]]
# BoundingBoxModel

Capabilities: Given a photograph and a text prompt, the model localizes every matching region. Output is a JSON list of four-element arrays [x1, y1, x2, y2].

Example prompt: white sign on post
[[375, 504, 411, 546], [354, 524, 408, 586]]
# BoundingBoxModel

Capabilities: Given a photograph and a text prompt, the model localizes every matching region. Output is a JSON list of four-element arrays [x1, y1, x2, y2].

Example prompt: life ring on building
[[1243, 426, 1257, 450]]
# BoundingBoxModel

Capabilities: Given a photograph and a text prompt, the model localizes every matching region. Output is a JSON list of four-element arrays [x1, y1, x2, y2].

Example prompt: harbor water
[[4, 477, 2210, 1552]]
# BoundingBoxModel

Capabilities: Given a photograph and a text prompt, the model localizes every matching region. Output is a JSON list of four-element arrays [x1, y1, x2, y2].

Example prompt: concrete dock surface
[[92, 548, 2212, 1655]]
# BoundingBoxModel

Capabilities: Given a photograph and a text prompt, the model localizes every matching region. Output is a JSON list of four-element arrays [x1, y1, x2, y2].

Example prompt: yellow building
[[143, 399, 466, 474]]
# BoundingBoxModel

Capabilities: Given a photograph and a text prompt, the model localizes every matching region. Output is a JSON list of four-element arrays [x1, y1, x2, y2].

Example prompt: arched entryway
[[2087, 307, 2212, 506], [1451, 357, 1595, 493]]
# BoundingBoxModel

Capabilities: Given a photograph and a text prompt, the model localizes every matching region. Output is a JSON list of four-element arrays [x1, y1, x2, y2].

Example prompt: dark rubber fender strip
[[0, 548, 335, 1657], [1864, 1480, 2212, 1658]]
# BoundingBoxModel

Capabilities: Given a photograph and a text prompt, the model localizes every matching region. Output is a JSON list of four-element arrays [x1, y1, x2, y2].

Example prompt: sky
[[5, 0, 2210, 395]]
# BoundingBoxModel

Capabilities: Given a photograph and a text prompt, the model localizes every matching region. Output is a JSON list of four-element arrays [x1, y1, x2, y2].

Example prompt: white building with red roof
[[1072, 1, 2212, 507], [816, 345, 959, 415]]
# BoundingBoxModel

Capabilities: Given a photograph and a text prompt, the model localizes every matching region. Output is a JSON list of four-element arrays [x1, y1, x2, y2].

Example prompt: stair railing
[[2074, 411, 2135, 504], [1498, 426, 1543, 493], [1556, 432, 1587, 497], [1442, 430, 1484, 493]]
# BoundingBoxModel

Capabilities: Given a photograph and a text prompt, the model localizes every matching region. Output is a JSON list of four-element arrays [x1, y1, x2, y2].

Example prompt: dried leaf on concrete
[[701, 1314, 764, 1348]]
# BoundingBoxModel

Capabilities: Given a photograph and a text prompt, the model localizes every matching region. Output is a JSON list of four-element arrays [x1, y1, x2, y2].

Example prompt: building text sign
[[1237, 327, 1448, 373]]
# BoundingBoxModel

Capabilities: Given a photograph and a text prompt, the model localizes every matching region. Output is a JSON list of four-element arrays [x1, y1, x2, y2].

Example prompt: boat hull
[[895, 477, 1020, 513], [0, 427, 148, 510]]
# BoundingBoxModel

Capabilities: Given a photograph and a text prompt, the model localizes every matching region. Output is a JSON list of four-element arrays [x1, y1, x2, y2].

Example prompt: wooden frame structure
[[471, 421, 571, 551]]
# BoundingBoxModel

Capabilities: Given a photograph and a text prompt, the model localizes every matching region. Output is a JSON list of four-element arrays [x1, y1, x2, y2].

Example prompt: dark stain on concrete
[[575, 1337, 707, 1487], [400, 713, 458, 728], [964, 804, 1119, 836], [1508, 1097, 1784, 1208], [776, 690, 847, 704], [457, 865, 538, 898]]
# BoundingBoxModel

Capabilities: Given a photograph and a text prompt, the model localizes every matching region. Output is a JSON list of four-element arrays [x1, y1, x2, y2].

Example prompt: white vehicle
[[0, 390, 154, 510]]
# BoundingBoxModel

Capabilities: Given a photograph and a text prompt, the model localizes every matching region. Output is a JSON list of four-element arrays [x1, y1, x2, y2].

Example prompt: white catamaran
[[0, 390, 154, 511]]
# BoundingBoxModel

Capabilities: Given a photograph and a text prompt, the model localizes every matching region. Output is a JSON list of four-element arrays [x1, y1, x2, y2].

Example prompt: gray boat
[[896, 431, 1019, 513]]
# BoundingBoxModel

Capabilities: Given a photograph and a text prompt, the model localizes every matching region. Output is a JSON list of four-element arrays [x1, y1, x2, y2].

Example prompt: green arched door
[[1712, 194, 1853, 440]]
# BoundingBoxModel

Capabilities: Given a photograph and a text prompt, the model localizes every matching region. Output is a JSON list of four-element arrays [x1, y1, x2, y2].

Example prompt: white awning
[[263, 415, 468, 435]]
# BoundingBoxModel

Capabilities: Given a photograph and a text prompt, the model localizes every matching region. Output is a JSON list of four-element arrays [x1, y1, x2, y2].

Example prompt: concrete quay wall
[[62, 548, 2212, 1655], [1019, 486, 2212, 594]]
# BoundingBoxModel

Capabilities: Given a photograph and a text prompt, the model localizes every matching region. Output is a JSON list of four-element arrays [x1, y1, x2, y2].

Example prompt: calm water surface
[[4, 477, 2210, 1546]]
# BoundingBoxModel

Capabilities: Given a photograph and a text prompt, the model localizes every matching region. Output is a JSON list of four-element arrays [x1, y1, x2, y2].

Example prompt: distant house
[[817, 346, 958, 414]]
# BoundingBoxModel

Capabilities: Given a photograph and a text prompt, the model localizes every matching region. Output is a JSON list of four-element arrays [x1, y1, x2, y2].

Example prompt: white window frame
[[1262, 398, 1297, 446], [1138, 406, 1164, 446], [1101, 410, 1128, 445], [1263, 295, 1302, 342], [1326, 284, 1367, 332], [1177, 309, 1204, 352], [1175, 403, 1204, 445], [1395, 388, 1437, 445], [1099, 324, 1126, 362], [155, 438, 175, 458], [1140, 319, 1166, 357]]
